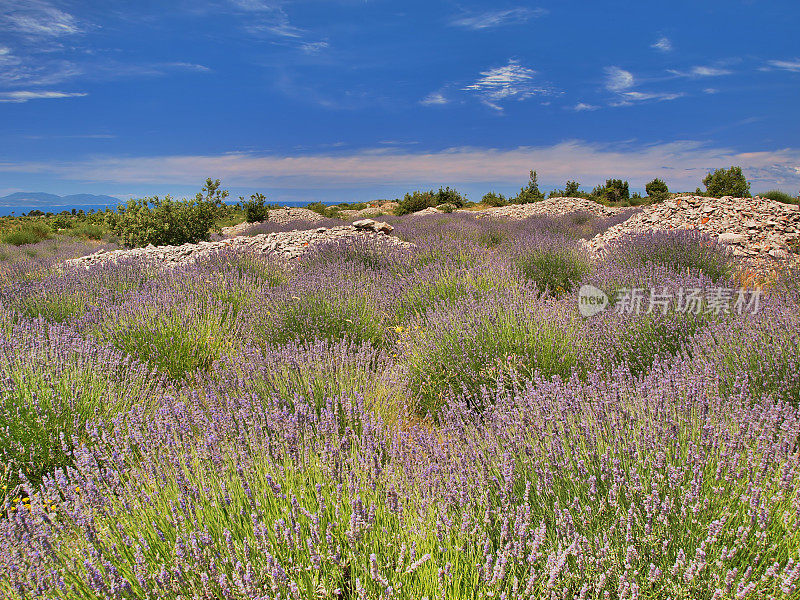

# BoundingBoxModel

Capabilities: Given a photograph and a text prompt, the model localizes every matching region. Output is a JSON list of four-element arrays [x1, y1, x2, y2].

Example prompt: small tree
[[242, 193, 269, 223], [434, 186, 467, 208], [564, 180, 581, 196], [645, 178, 669, 200], [512, 170, 545, 204], [702, 166, 751, 198], [597, 179, 629, 204]]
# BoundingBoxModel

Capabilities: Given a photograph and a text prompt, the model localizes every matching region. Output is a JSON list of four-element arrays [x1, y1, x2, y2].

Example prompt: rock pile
[[474, 197, 624, 220], [66, 221, 407, 270], [221, 207, 326, 237], [585, 195, 800, 261]]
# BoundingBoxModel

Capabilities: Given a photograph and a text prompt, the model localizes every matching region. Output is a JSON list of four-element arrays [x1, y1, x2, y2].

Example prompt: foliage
[[481, 191, 508, 206], [645, 177, 669, 200], [702, 166, 751, 197], [0, 222, 51, 246], [242, 192, 270, 223], [511, 170, 545, 204], [515, 246, 591, 296], [761, 189, 799, 205], [593, 178, 630, 204], [105, 181, 228, 248], [395, 190, 437, 215]]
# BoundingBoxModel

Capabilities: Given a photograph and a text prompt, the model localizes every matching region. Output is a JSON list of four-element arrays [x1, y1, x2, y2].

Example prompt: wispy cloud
[[763, 58, 800, 72], [668, 66, 733, 78], [572, 103, 600, 112], [4, 141, 799, 192], [0, 90, 87, 103], [604, 67, 634, 92], [604, 66, 684, 106], [449, 7, 547, 30], [0, 0, 81, 37], [651, 36, 673, 52], [463, 59, 555, 111], [299, 41, 329, 54], [420, 91, 449, 106], [163, 62, 211, 72]]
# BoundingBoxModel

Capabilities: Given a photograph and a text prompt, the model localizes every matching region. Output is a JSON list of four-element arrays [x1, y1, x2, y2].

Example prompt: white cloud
[[764, 58, 800, 72], [463, 59, 554, 111], [616, 91, 684, 103], [4, 141, 799, 192], [0, 90, 87, 103], [164, 62, 211, 72], [573, 103, 600, 111], [300, 41, 329, 54], [668, 66, 733, 78], [651, 36, 673, 52], [450, 7, 547, 30], [0, 0, 80, 37], [420, 91, 449, 106], [704, 88, 719, 95], [604, 67, 634, 92], [604, 66, 685, 106]]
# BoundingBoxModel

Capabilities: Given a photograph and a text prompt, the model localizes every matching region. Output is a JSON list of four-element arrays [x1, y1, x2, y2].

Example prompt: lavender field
[[2, 211, 800, 599]]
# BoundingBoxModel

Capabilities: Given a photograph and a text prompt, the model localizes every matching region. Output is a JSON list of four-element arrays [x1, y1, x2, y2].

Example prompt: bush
[[761, 190, 799, 205], [0, 222, 52, 246], [306, 202, 339, 218], [593, 178, 630, 204], [482, 192, 508, 207], [511, 170, 545, 204], [105, 183, 224, 248], [645, 178, 669, 200], [434, 186, 466, 208], [436, 203, 455, 213], [605, 229, 736, 283], [515, 247, 591, 296], [395, 190, 437, 215], [242, 193, 269, 223], [68, 222, 105, 240], [702, 166, 751, 197], [564, 180, 581, 196]]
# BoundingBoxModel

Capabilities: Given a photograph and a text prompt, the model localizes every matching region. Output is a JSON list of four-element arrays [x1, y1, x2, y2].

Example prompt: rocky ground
[[471, 196, 626, 219], [221, 207, 326, 237], [66, 220, 407, 270], [585, 195, 800, 262]]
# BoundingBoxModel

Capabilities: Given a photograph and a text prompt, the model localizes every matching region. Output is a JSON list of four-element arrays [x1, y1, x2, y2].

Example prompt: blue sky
[[1, 0, 799, 209]]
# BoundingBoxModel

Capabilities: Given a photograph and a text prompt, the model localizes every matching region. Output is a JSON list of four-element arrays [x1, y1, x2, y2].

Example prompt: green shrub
[[242, 193, 270, 223], [436, 203, 455, 213], [394, 270, 507, 322], [593, 179, 630, 204], [702, 166, 751, 197], [396, 190, 437, 215], [434, 186, 467, 208], [0, 222, 51, 246], [564, 180, 581, 196], [405, 303, 580, 416], [482, 192, 508, 207], [761, 190, 799, 205], [511, 170, 545, 204], [106, 196, 218, 248], [256, 292, 387, 348], [645, 178, 669, 200], [67, 223, 105, 240], [49, 214, 73, 230], [515, 248, 591, 296]]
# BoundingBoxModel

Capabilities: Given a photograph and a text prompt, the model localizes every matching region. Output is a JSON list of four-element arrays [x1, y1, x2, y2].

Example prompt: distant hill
[[0, 192, 122, 212]]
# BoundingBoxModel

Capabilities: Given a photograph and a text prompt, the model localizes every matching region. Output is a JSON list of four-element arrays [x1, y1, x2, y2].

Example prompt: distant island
[[0, 192, 123, 216]]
